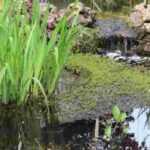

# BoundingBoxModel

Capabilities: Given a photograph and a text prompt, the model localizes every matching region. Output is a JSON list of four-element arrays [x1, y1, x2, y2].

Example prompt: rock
[[64, 2, 96, 26], [130, 10, 143, 27], [134, 3, 150, 20], [133, 29, 150, 55], [144, 23, 150, 32], [105, 50, 122, 59], [130, 3, 150, 55], [127, 54, 142, 64], [98, 50, 149, 65], [143, 41, 150, 53], [46, 2, 96, 33], [26, 1, 96, 34], [130, 3, 150, 32]]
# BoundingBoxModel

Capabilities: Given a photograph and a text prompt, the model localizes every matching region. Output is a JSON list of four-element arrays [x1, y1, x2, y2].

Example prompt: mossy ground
[[56, 54, 150, 123], [67, 54, 150, 95]]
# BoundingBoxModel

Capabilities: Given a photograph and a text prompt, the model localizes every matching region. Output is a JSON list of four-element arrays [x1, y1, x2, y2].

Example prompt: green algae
[[59, 54, 150, 102]]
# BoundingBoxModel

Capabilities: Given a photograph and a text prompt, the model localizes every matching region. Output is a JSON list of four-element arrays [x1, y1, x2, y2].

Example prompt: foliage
[[104, 125, 112, 140], [104, 105, 127, 140], [0, 0, 77, 104], [72, 26, 99, 53], [112, 105, 127, 123]]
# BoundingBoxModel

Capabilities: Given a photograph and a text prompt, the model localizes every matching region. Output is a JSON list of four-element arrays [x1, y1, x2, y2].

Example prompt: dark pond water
[[42, 108, 150, 150], [0, 106, 150, 149]]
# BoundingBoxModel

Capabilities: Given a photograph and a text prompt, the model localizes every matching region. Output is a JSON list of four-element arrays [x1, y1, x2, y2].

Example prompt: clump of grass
[[0, 0, 77, 104]]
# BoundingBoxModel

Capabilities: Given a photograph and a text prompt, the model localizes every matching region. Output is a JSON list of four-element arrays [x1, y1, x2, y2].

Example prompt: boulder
[[130, 10, 143, 27], [144, 23, 150, 32], [130, 3, 150, 32], [136, 33, 150, 55], [26, 1, 96, 33], [65, 2, 96, 26], [46, 2, 96, 33], [130, 3, 150, 55]]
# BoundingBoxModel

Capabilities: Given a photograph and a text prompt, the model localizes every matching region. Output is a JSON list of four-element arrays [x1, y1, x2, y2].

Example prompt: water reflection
[[0, 105, 150, 149], [0, 104, 49, 150], [128, 108, 150, 148]]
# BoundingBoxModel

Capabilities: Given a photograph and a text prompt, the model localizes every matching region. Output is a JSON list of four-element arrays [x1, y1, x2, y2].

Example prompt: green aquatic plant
[[104, 105, 127, 140], [112, 105, 127, 123], [0, 0, 77, 104]]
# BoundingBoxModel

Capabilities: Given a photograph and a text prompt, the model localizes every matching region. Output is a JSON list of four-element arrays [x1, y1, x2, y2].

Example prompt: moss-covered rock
[[55, 54, 150, 123], [68, 54, 150, 91]]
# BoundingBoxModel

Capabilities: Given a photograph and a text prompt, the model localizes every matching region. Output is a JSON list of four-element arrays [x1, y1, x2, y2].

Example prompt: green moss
[[56, 54, 150, 120], [65, 54, 150, 100]]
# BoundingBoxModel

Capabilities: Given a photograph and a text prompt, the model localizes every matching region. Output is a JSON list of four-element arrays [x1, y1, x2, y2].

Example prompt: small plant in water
[[90, 106, 140, 149], [98, 106, 142, 149], [112, 105, 127, 123], [104, 105, 127, 140]]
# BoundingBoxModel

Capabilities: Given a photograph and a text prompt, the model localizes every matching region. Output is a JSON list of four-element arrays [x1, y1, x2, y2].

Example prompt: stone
[[130, 10, 143, 27], [144, 23, 150, 33], [64, 2, 96, 26], [144, 42, 150, 53], [130, 3, 150, 55], [130, 3, 150, 32]]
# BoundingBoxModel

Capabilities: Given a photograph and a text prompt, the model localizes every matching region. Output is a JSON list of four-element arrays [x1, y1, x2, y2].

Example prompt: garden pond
[[0, 0, 150, 149]]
